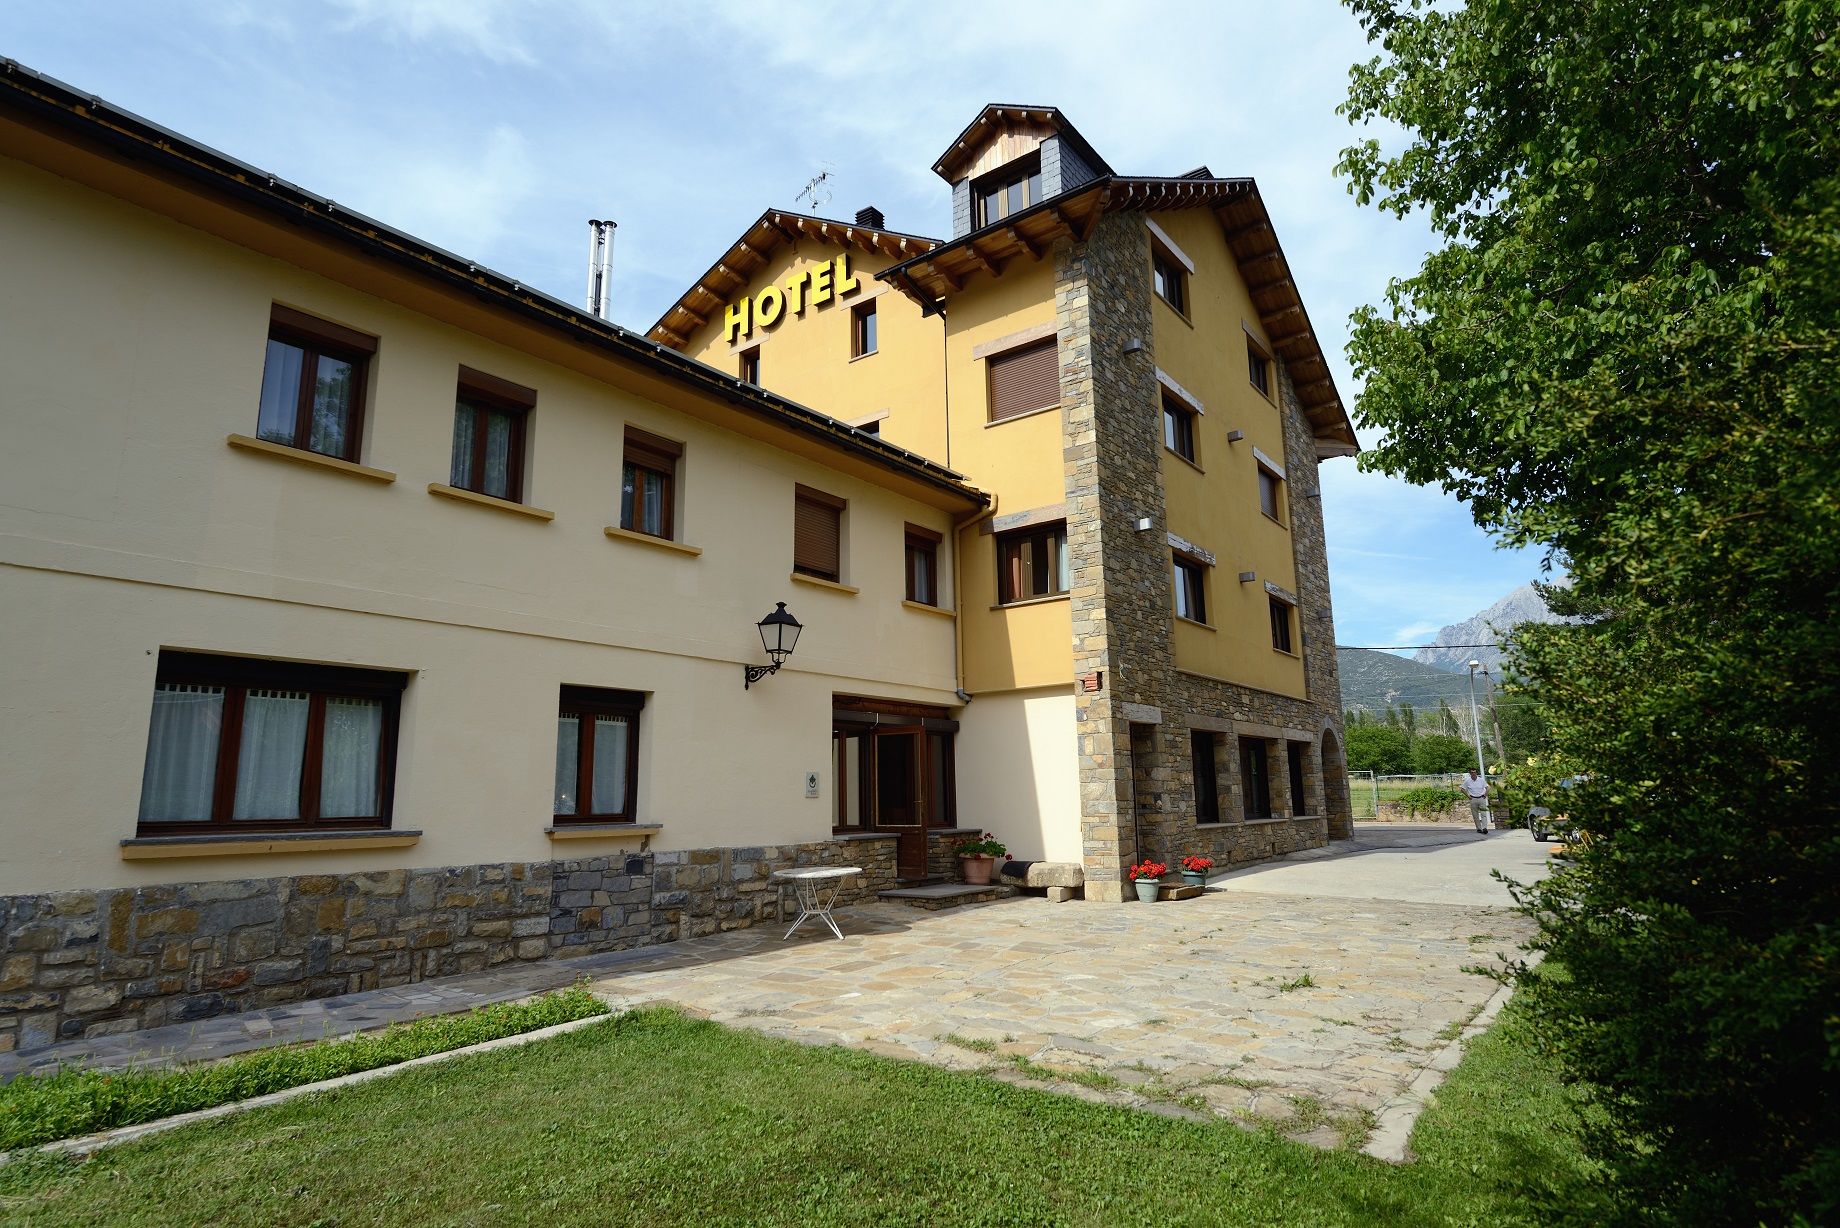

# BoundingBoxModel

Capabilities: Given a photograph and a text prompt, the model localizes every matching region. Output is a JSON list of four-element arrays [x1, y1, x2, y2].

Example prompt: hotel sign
[[724, 253, 861, 342]]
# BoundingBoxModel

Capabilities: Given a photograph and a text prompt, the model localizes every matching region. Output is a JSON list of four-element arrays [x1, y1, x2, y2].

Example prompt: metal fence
[[1349, 772, 1470, 821]]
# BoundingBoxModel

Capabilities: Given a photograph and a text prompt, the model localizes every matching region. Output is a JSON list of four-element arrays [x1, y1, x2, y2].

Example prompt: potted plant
[[1128, 859, 1167, 903], [955, 832, 1007, 885], [1179, 855, 1214, 888]]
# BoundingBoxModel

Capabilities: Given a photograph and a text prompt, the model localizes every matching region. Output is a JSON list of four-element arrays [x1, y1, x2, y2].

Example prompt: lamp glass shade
[[757, 603, 802, 663]]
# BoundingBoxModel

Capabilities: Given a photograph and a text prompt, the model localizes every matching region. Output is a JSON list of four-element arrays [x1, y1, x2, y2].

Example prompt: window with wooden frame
[[136, 650, 405, 835], [620, 426, 681, 540], [905, 524, 941, 606], [1247, 338, 1273, 398], [996, 521, 1069, 605], [851, 301, 878, 358], [972, 152, 1043, 227], [1152, 245, 1188, 316], [449, 367, 534, 503], [739, 346, 760, 384], [986, 337, 1060, 423], [1269, 594, 1296, 654], [1240, 737, 1273, 818], [1258, 463, 1285, 523], [553, 686, 642, 824], [255, 305, 376, 462], [1173, 553, 1209, 624], [793, 484, 846, 582], [1191, 730, 1221, 823], [1163, 392, 1198, 463]]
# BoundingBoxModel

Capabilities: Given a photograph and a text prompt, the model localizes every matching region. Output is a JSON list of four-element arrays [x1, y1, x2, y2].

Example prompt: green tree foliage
[[1344, 722, 1411, 775], [1410, 732, 1475, 775], [1339, 2, 1839, 1222]]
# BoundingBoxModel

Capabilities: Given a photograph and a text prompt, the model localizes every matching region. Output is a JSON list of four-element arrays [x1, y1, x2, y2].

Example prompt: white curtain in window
[[484, 409, 513, 498], [450, 404, 476, 487], [307, 354, 354, 456], [554, 713, 580, 814], [232, 690, 308, 819], [641, 470, 664, 534], [256, 340, 304, 444], [1056, 533, 1071, 593], [139, 685, 224, 822], [591, 715, 628, 814], [319, 696, 382, 818]]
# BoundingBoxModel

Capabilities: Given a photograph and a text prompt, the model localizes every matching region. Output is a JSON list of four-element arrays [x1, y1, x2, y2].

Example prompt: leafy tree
[[1339, 2, 1839, 1222], [1410, 732, 1474, 775], [1344, 723, 1411, 775], [1398, 702, 1416, 734]]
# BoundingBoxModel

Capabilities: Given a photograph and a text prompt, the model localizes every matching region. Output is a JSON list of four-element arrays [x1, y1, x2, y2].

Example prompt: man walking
[[1462, 768, 1491, 834]]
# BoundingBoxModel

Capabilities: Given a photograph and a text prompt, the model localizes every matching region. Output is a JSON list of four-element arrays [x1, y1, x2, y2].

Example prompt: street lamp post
[[1465, 659, 1489, 779]]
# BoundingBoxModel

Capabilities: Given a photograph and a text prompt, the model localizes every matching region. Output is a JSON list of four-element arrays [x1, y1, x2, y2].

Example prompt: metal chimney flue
[[855, 205, 885, 229], [587, 219, 617, 320]]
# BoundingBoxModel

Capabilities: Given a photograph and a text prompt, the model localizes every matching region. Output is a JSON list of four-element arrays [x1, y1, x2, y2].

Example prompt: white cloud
[[319, 0, 539, 64]]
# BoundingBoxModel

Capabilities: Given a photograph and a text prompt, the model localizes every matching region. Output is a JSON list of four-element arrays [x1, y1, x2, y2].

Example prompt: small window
[[137, 651, 405, 834], [987, 337, 1060, 423], [794, 484, 846, 582], [851, 301, 878, 358], [1192, 730, 1220, 823], [1287, 742, 1308, 816], [554, 686, 642, 824], [1270, 595, 1295, 653], [1240, 737, 1272, 818], [1163, 393, 1197, 463], [255, 306, 376, 462], [1174, 554, 1208, 624], [739, 347, 760, 384], [1258, 465, 1284, 523], [1152, 246, 1187, 316], [450, 367, 534, 503], [996, 521, 1069, 604], [621, 427, 681, 540], [905, 524, 941, 606], [972, 153, 1043, 227], [1248, 340, 1272, 398]]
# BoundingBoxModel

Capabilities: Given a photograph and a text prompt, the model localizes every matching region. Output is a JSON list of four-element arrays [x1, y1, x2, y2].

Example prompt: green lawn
[[0, 1002, 1609, 1227]]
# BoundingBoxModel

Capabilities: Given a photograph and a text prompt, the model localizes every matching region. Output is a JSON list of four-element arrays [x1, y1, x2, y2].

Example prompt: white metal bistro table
[[771, 866, 861, 940]]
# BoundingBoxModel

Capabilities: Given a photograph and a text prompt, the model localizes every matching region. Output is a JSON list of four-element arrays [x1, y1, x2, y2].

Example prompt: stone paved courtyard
[[586, 826, 1545, 1150]]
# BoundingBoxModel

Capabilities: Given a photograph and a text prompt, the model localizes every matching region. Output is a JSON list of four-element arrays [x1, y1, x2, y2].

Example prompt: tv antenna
[[796, 167, 833, 212]]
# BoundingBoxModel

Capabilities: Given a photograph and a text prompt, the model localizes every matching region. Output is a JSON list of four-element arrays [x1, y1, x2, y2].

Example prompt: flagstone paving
[[584, 826, 1546, 1151]]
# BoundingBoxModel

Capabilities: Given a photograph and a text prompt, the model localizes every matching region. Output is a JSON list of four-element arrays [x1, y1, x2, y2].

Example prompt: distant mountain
[[1414, 582, 1566, 674], [1337, 648, 1475, 718]]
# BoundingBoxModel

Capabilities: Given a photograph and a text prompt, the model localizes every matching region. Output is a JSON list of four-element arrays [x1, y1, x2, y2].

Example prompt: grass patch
[[938, 1033, 996, 1054], [1278, 972, 1317, 992], [0, 998, 1607, 1226], [0, 985, 605, 1151], [1006, 1056, 1121, 1092]]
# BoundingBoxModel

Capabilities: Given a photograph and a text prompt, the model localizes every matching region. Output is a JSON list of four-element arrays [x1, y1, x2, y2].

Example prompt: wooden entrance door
[[875, 727, 928, 879]]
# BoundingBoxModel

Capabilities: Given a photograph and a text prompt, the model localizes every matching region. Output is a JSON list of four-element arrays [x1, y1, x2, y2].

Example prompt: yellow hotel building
[[0, 67, 1354, 1049]]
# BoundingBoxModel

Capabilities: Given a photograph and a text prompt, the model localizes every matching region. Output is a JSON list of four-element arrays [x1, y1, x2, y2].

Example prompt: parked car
[[1529, 775, 1587, 842]]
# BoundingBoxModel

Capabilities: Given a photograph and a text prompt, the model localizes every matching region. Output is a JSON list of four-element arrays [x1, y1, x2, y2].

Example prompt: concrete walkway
[[5, 824, 1545, 1156]]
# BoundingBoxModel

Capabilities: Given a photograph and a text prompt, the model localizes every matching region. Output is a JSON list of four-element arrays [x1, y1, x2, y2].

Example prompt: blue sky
[[3, 0, 1551, 651]]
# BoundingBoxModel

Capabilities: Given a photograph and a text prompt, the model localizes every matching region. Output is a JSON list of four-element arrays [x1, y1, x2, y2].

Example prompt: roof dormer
[[933, 105, 1114, 238]]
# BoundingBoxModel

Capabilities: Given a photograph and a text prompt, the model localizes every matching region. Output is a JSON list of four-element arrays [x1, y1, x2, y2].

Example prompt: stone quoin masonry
[[0, 67, 1357, 1052]]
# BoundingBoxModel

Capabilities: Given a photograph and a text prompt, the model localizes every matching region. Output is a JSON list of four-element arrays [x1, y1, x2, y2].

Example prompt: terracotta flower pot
[[960, 854, 995, 885]]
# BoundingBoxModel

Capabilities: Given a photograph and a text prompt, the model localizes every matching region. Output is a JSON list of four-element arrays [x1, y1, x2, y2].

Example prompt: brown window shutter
[[624, 425, 682, 474], [987, 338, 1060, 422], [794, 487, 843, 580]]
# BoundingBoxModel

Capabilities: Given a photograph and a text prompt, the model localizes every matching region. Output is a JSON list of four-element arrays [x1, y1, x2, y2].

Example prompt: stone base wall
[[0, 833, 899, 1053], [926, 827, 986, 882]]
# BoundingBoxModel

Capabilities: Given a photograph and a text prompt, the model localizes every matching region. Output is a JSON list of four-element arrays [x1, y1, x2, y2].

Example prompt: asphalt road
[[1215, 822, 1553, 907]]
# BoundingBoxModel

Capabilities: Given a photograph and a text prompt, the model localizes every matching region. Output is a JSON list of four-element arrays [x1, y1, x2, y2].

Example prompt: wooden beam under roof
[[1006, 225, 1042, 260], [963, 244, 1001, 278], [1079, 191, 1109, 240]]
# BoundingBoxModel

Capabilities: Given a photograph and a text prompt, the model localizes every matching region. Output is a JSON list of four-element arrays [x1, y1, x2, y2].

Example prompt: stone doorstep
[[876, 883, 1018, 911]]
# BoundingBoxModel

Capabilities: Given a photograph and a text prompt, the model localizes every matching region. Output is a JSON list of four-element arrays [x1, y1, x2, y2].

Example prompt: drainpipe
[[950, 495, 998, 701]]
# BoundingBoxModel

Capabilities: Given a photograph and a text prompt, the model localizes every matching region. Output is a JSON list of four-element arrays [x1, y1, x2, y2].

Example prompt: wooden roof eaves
[[644, 207, 942, 346], [930, 103, 1116, 182]]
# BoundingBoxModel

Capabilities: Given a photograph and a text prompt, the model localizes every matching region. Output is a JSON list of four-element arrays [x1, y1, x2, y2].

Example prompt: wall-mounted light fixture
[[1226, 430, 1245, 443], [1122, 337, 1147, 356], [1238, 571, 1257, 583], [744, 602, 803, 689]]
